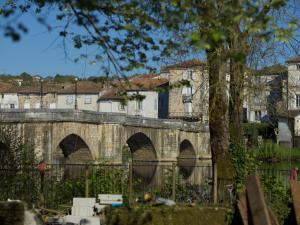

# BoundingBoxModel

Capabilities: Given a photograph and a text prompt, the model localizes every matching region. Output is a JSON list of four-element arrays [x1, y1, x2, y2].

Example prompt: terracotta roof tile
[[98, 77, 169, 101], [0, 82, 14, 93], [161, 59, 206, 72], [1, 81, 104, 94], [98, 90, 124, 101]]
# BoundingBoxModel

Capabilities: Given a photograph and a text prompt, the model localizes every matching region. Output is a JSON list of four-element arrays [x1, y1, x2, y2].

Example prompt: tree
[[1, 0, 298, 178], [147, 0, 298, 181]]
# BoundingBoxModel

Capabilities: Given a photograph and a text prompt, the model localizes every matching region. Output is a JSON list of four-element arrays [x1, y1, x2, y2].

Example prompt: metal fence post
[[213, 163, 218, 204], [172, 162, 176, 201], [128, 162, 133, 205], [85, 165, 89, 197]]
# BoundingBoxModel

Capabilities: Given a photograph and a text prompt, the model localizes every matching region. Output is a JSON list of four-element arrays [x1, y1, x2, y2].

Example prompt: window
[[297, 64, 300, 70], [296, 94, 300, 107], [255, 111, 261, 121], [184, 102, 192, 115], [119, 102, 125, 111], [137, 100, 143, 111], [24, 102, 30, 109], [49, 103, 56, 109], [84, 95, 92, 104], [10, 104, 15, 109], [66, 95, 74, 105]]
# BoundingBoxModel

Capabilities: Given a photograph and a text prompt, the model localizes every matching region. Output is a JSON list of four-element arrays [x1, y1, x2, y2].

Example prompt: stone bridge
[[0, 110, 210, 164]]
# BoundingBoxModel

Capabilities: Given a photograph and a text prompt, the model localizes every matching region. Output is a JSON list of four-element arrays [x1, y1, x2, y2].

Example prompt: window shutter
[[182, 87, 187, 95]]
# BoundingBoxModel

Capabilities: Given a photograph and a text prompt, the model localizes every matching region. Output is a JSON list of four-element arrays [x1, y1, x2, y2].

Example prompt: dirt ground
[[105, 205, 232, 225]]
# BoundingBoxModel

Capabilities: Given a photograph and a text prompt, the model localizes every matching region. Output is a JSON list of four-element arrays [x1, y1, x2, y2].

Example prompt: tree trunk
[[229, 25, 248, 146], [207, 48, 233, 179]]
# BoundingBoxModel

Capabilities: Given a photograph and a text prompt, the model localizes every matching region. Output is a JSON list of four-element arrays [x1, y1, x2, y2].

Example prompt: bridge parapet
[[0, 109, 208, 132]]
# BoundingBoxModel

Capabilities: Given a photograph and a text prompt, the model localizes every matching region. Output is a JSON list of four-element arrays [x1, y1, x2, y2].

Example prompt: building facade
[[97, 76, 169, 118], [160, 60, 209, 122]]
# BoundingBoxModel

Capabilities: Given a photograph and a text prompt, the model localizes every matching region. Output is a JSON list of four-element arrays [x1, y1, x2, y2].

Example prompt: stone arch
[[54, 133, 93, 164], [178, 139, 197, 178], [125, 132, 158, 184], [126, 132, 157, 161]]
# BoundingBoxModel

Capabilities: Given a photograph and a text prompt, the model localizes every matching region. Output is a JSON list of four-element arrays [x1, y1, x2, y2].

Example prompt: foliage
[[243, 122, 274, 147], [250, 140, 300, 160], [1, 0, 165, 74], [147, 167, 212, 204], [230, 144, 260, 190], [261, 175, 291, 225], [0, 125, 39, 203]]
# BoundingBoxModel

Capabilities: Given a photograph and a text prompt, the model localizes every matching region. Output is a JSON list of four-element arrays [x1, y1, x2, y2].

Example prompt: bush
[[261, 175, 291, 225], [243, 122, 274, 147]]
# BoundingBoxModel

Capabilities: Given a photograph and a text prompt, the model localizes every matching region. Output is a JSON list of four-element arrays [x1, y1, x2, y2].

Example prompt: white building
[[0, 82, 19, 109], [97, 76, 169, 118]]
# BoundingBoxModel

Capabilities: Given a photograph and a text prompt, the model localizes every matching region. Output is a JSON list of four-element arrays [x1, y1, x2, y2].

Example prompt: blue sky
[[0, 10, 108, 78]]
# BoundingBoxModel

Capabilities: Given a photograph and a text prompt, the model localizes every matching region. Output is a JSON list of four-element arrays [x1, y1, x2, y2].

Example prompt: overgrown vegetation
[[230, 141, 293, 224], [261, 175, 292, 225], [0, 126, 39, 203], [251, 141, 300, 160], [243, 123, 275, 147]]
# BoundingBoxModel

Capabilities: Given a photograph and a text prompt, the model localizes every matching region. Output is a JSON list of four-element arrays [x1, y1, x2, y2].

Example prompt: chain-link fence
[[0, 162, 214, 210]]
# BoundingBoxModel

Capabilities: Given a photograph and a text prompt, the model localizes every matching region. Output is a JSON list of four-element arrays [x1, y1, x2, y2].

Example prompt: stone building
[[0, 82, 19, 109], [243, 65, 287, 123], [278, 56, 300, 147], [160, 60, 209, 122], [98, 75, 169, 118], [56, 81, 103, 111], [16, 84, 57, 109], [0, 81, 103, 111]]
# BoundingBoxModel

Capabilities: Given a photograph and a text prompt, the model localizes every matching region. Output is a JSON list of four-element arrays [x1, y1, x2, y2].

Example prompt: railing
[[0, 163, 214, 210]]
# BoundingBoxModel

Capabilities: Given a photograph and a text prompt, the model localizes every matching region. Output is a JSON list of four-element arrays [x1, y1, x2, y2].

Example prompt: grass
[[250, 141, 300, 161]]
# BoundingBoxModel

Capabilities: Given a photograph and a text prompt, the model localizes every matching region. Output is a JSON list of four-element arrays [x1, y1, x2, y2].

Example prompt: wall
[[127, 91, 159, 118], [98, 100, 126, 114], [0, 93, 19, 109], [287, 63, 300, 110], [18, 93, 57, 109], [166, 67, 209, 121], [57, 93, 99, 110]]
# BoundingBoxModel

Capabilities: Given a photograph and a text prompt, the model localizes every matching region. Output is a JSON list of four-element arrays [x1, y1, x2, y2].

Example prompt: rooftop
[[1, 81, 104, 94], [255, 64, 287, 76], [286, 56, 300, 63], [161, 59, 206, 72]]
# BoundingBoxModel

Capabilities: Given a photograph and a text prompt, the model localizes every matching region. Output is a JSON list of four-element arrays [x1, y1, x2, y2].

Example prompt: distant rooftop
[[161, 59, 206, 72], [1, 81, 104, 94], [255, 64, 287, 76], [286, 56, 300, 63]]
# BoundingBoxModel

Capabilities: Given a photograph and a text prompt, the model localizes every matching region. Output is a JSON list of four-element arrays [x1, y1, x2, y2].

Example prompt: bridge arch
[[124, 132, 158, 184], [126, 132, 157, 161], [178, 139, 197, 178], [53, 133, 93, 164]]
